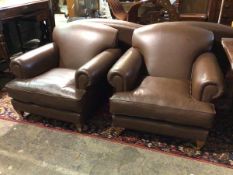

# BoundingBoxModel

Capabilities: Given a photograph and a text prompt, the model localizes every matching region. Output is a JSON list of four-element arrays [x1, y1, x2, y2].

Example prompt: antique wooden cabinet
[[0, 0, 55, 62], [177, 0, 233, 25], [217, 0, 233, 26]]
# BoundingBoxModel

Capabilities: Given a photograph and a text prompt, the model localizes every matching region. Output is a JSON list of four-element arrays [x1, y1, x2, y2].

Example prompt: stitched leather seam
[[111, 99, 215, 115]]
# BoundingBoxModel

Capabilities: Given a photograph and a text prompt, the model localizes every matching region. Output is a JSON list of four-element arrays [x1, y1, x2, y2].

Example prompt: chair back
[[53, 22, 118, 69], [133, 23, 214, 79]]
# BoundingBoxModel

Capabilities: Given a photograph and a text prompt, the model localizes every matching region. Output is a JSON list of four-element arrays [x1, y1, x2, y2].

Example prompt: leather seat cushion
[[110, 76, 216, 129], [6, 68, 87, 113]]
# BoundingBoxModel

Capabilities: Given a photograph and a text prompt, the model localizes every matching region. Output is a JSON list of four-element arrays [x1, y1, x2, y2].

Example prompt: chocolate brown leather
[[69, 19, 142, 48], [113, 115, 209, 141], [7, 68, 85, 113], [6, 23, 121, 129], [10, 43, 59, 79], [108, 47, 142, 92], [172, 21, 233, 41], [110, 77, 215, 129], [192, 53, 224, 102], [171, 22, 233, 75], [12, 100, 82, 125], [109, 23, 224, 141], [76, 49, 121, 90], [53, 23, 118, 69], [133, 23, 214, 79]]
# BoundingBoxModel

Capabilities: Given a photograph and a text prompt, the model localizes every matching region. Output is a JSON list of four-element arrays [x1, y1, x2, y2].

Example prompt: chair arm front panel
[[191, 52, 224, 102], [108, 47, 142, 92], [75, 48, 122, 90], [10, 43, 59, 79]]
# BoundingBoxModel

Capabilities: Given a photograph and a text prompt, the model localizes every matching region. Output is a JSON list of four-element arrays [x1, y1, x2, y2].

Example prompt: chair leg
[[196, 140, 205, 150], [15, 110, 24, 120], [74, 123, 82, 133]]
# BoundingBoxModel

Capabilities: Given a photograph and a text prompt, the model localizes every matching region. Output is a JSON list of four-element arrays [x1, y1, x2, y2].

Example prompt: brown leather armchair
[[6, 23, 122, 131], [108, 23, 224, 145]]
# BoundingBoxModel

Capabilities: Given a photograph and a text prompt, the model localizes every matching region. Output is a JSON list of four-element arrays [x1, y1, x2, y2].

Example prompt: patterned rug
[[1, 90, 233, 168]]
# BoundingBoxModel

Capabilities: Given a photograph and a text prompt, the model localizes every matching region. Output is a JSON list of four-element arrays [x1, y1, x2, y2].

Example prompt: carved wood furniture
[[0, 0, 55, 63], [157, 0, 179, 21], [176, 0, 233, 25], [108, 0, 178, 24], [107, 0, 150, 23], [176, 0, 213, 21]]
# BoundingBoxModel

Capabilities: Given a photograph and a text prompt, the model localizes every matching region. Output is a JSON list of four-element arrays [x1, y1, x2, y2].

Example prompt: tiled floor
[[0, 119, 232, 175]]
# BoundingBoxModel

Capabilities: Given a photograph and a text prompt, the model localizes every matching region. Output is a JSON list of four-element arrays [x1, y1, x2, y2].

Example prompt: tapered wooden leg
[[196, 140, 205, 150], [74, 123, 82, 133], [15, 110, 24, 120]]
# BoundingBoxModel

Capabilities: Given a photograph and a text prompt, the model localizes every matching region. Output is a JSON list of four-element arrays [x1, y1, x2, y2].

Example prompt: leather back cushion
[[53, 23, 118, 69], [133, 23, 214, 79], [68, 19, 142, 48]]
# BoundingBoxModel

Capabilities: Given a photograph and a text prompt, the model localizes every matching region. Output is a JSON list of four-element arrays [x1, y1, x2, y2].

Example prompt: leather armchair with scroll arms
[[5, 19, 229, 146], [108, 23, 224, 145], [6, 22, 122, 131]]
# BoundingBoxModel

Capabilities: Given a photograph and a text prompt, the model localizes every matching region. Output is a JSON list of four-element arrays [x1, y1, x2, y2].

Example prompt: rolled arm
[[108, 47, 142, 92], [10, 43, 59, 79], [76, 49, 122, 89], [191, 52, 224, 102]]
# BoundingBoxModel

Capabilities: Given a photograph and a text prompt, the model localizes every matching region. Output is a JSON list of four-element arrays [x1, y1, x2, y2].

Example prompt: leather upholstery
[[6, 19, 230, 139], [10, 43, 59, 79], [69, 19, 142, 48], [172, 21, 233, 41], [7, 23, 121, 129], [133, 23, 214, 79], [53, 22, 118, 69], [7, 68, 85, 113], [192, 53, 224, 102], [12, 100, 82, 124], [110, 76, 215, 129], [108, 47, 142, 92], [113, 115, 209, 141], [76, 49, 121, 89], [109, 23, 224, 141]]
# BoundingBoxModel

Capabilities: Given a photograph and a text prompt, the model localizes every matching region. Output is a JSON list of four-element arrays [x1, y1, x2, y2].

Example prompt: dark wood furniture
[[109, 0, 178, 24], [222, 38, 233, 71], [176, 0, 233, 25], [0, 0, 55, 63], [176, 0, 213, 21], [216, 0, 233, 26], [107, 0, 149, 23], [222, 38, 233, 110]]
